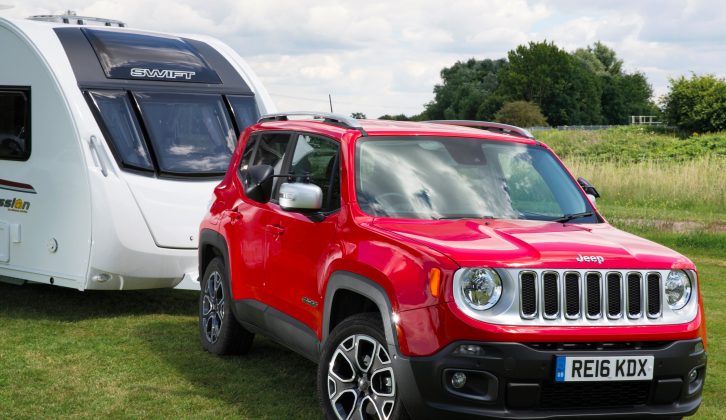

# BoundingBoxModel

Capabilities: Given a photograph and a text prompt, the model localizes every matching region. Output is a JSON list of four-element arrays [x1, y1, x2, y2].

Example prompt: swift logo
[[130, 68, 196, 80], [576, 254, 605, 264]]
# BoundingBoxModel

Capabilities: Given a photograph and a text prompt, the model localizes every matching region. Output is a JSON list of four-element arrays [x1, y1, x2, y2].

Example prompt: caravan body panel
[[0, 17, 275, 290]]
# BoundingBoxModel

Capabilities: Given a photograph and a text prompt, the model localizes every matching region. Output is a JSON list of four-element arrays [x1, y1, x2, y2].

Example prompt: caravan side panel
[[0, 23, 92, 289]]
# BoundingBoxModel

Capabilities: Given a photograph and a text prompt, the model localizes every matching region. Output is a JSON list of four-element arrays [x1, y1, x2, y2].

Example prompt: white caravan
[[0, 15, 275, 290]]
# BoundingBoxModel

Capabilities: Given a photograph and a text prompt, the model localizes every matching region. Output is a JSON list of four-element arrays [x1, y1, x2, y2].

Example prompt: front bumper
[[393, 338, 706, 419]]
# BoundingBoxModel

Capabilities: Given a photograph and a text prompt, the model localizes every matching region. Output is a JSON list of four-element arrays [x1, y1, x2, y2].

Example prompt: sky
[[2, 0, 725, 118]]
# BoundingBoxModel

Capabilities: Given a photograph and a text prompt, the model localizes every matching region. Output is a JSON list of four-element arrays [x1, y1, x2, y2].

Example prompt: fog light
[[688, 368, 698, 383], [451, 372, 467, 389]]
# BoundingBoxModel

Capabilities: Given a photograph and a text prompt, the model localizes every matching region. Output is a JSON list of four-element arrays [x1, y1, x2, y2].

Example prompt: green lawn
[[0, 224, 723, 418]]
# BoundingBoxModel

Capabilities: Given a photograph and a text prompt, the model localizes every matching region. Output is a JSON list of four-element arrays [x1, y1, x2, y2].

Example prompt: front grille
[[607, 273, 622, 317], [564, 273, 579, 317], [628, 273, 642, 317], [543, 272, 559, 318], [539, 381, 650, 409], [520, 272, 537, 318], [585, 273, 601, 318], [647, 274, 661, 317], [518, 270, 663, 323]]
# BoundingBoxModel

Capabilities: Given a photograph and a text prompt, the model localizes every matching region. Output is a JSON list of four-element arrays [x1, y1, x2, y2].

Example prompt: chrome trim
[[585, 271, 603, 320], [605, 271, 623, 319], [541, 271, 560, 320], [626, 271, 643, 319], [519, 270, 538, 319], [563, 271, 581, 320], [646, 272, 663, 318], [451, 268, 697, 327]]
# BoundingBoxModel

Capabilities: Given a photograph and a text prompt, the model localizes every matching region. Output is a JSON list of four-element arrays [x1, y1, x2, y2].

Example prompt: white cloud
[[1, 0, 725, 117]]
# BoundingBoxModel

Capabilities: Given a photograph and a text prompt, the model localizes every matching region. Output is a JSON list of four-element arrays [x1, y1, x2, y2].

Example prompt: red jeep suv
[[198, 113, 707, 419]]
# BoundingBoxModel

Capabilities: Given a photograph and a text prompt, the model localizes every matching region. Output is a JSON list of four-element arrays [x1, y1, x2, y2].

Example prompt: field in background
[[0, 127, 723, 418]]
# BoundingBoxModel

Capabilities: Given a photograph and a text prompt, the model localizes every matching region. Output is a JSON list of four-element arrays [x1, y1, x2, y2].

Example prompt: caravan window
[[135, 92, 236, 175], [89, 91, 154, 170], [0, 88, 30, 161], [227, 95, 259, 131]]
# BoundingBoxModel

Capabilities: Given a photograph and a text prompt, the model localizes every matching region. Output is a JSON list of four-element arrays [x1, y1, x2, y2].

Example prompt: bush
[[662, 74, 726, 134], [494, 101, 548, 127]]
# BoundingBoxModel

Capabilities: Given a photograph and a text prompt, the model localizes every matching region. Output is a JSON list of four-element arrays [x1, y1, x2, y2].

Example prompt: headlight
[[458, 268, 502, 310], [665, 270, 692, 310]]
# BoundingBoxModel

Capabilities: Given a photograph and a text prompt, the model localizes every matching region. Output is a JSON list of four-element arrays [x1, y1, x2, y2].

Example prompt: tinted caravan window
[[0, 88, 30, 160], [82, 28, 221, 83], [88, 91, 153, 170], [227, 95, 259, 131], [134, 92, 236, 175]]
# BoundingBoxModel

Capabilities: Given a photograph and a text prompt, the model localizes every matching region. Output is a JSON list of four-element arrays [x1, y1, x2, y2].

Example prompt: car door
[[263, 133, 341, 333], [226, 131, 294, 302]]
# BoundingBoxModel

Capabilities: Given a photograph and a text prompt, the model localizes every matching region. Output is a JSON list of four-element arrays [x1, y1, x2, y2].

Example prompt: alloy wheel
[[202, 271, 225, 344], [327, 334, 396, 420]]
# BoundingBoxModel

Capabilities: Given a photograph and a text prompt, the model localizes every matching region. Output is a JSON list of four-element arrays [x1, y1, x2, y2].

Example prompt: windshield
[[89, 90, 254, 176], [356, 137, 596, 222]]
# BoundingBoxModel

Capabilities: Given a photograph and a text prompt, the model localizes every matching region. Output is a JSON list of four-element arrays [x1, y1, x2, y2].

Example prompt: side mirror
[[279, 182, 322, 212], [577, 177, 600, 198], [244, 164, 274, 203]]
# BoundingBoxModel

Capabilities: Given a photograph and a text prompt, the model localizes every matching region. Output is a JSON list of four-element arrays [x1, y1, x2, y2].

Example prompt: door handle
[[265, 224, 285, 236]]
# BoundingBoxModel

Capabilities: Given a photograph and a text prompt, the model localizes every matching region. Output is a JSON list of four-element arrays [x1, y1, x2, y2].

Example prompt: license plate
[[555, 356, 654, 382]]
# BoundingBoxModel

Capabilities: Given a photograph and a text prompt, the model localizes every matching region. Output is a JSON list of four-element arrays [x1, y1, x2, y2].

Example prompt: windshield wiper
[[433, 215, 496, 220], [553, 212, 593, 223]]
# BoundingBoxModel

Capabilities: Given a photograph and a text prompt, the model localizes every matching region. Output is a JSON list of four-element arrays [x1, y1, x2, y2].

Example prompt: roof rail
[[28, 15, 126, 27], [426, 120, 535, 140], [258, 112, 366, 135]]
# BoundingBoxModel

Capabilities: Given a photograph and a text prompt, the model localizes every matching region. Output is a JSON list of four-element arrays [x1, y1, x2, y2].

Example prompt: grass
[[538, 126, 726, 162], [566, 156, 726, 217], [0, 287, 320, 419], [0, 227, 723, 418]]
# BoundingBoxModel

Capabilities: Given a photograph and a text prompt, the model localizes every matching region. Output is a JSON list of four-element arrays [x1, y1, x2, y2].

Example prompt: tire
[[199, 256, 254, 355], [318, 313, 408, 420]]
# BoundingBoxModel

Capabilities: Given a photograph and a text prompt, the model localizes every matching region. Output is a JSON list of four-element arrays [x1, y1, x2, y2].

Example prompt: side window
[[227, 95, 260, 132], [251, 132, 293, 197], [289, 134, 340, 211], [88, 91, 153, 171], [238, 134, 259, 174], [0, 88, 31, 161]]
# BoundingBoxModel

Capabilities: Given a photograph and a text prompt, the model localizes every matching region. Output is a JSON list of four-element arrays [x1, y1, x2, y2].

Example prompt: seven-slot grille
[[519, 271, 662, 321]]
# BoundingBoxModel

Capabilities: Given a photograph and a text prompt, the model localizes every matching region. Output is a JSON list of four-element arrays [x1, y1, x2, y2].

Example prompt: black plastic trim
[[232, 299, 320, 362], [323, 271, 398, 351], [395, 338, 706, 419]]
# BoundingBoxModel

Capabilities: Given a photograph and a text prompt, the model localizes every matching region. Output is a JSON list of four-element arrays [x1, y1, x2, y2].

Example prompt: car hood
[[371, 218, 692, 270]]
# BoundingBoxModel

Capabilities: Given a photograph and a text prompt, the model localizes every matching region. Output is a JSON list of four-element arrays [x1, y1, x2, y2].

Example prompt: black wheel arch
[[323, 271, 400, 353], [199, 229, 230, 281]]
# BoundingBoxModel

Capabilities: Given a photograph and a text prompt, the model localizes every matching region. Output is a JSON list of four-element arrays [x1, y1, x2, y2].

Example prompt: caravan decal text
[[2, 197, 30, 213], [130, 68, 196, 80]]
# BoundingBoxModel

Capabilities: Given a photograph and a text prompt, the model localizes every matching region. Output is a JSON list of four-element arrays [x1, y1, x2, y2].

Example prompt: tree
[[662, 74, 726, 133], [495, 41, 602, 126], [378, 114, 411, 121], [350, 112, 366, 119], [494, 101, 548, 127], [422, 58, 505, 120], [574, 42, 656, 124]]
